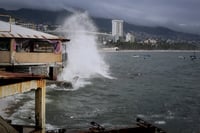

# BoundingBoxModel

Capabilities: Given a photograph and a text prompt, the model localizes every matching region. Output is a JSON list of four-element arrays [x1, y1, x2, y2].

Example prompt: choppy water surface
[[2, 51, 200, 133]]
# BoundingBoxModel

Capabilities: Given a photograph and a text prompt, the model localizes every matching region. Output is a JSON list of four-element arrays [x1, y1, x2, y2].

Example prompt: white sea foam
[[0, 96, 16, 118], [47, 84, 57, 89], [154, 120, 166, 125], [46, 123, 58, 130], [57, 12, 113, 90], [8, 95, 35, 125]]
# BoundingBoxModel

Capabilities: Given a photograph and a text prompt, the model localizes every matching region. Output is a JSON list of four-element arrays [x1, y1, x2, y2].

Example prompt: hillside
[[1, 8, 200, 41], [0, 8, 72, 24]]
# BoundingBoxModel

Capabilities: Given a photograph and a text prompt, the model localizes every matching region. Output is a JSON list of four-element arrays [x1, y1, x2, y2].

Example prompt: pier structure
[[0, 71, 46, 133], [0, 17, 69, 80], [0, 15, 69, 133]]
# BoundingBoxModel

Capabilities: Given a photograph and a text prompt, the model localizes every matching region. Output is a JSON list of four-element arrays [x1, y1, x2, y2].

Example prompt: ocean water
[[1, 51, 200, 133]]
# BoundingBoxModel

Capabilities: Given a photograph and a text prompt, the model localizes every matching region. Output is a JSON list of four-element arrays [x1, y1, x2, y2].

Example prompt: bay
[[2, 51, 200, 133]]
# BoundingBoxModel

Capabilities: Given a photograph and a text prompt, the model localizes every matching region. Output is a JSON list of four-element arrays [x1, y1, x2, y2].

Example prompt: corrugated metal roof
[[0, 20, 68, 40]]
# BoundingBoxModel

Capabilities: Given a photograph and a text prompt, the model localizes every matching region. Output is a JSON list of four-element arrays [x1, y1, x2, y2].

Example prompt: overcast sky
[[1, 0, 200, 34]]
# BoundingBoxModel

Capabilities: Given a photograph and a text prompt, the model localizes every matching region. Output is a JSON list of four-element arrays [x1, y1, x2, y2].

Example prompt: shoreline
[[100, 49, 200, 53]]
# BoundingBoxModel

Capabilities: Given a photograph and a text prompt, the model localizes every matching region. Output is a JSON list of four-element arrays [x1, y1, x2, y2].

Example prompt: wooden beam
[[0, 80, 37, 98], [0, 79, 46, 133]]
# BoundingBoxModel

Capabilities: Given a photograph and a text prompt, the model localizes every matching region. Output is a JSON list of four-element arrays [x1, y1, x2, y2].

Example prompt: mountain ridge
[[0, 8, 200, 41]]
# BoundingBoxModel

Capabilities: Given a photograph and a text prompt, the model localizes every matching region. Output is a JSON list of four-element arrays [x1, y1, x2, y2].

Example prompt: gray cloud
[[1, 0, 200, 34]]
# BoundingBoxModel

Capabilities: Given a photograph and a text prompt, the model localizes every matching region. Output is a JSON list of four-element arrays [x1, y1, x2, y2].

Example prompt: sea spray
[[58, 12, 112, 89]]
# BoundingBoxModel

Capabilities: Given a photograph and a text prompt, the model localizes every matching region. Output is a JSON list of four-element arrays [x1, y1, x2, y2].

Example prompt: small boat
[[190, 52, 197, 60], [178, 56, 186, 59], [190, 55, 197, 60], [132, 55, 140, 58]]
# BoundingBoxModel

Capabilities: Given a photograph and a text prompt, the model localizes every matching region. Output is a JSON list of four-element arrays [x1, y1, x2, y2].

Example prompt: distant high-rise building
[[125, 33, 135, 42], [112, 20, 124, 37]]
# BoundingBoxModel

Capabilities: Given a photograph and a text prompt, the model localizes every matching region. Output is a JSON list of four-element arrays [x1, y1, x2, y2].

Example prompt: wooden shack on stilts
[[0, 15, 69, 133]]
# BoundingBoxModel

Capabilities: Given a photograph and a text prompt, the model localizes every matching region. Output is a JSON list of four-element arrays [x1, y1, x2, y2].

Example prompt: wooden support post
[[10, 39, 16, 65], [35, 86, 46, 132], [49, 67, 53, 80]]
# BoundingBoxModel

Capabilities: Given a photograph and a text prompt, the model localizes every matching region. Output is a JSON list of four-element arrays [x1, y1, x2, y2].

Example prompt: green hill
[[1, 8, 200, 41]]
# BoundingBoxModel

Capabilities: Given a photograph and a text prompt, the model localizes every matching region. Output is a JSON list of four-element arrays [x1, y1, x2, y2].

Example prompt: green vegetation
[[105, 41, 198, 50]]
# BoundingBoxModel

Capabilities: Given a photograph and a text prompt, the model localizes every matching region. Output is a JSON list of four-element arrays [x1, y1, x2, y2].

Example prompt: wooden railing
[[0, 51, 10, 63], [15, 52, 62, 64]]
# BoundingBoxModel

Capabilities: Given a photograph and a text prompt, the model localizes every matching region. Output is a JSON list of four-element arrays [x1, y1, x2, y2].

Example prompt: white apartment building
[[144, 39, 157, 44], [112, 20, 124, 37], [125, 33, 135, 42]]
